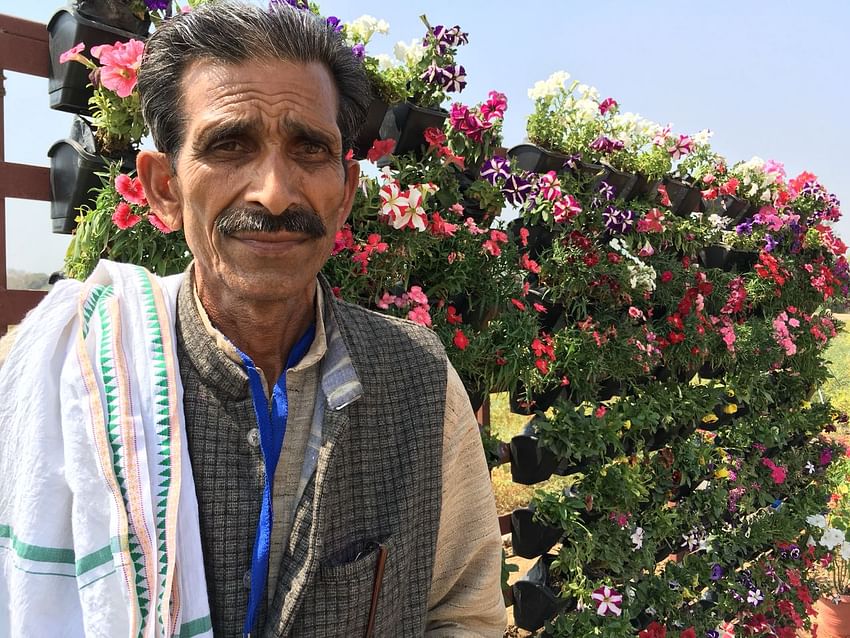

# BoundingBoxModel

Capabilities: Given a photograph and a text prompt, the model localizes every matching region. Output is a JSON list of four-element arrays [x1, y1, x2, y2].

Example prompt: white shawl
[[0, 261, 211, 638]]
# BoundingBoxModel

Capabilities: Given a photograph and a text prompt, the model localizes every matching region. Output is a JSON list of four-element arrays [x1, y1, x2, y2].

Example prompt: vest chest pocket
[[299, 534, 404, 637]]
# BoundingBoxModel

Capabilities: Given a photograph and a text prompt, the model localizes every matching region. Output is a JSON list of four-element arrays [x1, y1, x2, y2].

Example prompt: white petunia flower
[[393, 38, 426, 66], [528, 70, 571, 100], [820, 526, 846, 550], [631, 527, 644, 550]]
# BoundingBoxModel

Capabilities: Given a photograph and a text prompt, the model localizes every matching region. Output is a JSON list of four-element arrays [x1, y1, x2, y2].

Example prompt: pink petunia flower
[[91, 39, 145, 98], [59, 42, 86, 65]]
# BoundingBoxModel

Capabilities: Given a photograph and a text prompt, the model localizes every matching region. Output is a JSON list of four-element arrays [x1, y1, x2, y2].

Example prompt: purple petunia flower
[[442, 64, 467, 93], [326, 16, 342, 32], [351, 43, 366, 60], [706, 631, 720, 638], [602, 206, 635, 234], [763, 233, 778, 252], [480, 157, 510, 186], [710, 564, 723, 581], [589, 135, 624, 154], [421, 63, 449, 86], [144, 0, 170, 10], [501, 174, 532, 207], [564, 153, 582, 171], [735, 219, 754, 235], [597, 180, 616, 202]]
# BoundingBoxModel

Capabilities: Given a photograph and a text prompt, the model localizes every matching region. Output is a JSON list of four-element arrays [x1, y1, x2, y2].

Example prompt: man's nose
[[244, 149, 300, 215]]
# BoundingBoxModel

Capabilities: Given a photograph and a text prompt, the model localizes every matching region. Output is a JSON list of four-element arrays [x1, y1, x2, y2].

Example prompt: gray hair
[[137, 1, 370, 160]]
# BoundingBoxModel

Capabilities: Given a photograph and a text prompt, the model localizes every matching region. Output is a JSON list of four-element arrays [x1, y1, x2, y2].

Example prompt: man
[[0, 3, 505, 636]]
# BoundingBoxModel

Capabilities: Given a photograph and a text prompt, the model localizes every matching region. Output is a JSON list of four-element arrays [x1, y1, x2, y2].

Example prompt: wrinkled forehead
[[176, 57, 342, 143]]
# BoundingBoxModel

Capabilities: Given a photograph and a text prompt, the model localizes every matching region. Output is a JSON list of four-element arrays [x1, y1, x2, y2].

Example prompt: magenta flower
[[480, 90, 507, 122], [591, 586, 623, 616], [599, 97, 618, 115], [667, 134, 694, 160], [91, 39, 145, 98]]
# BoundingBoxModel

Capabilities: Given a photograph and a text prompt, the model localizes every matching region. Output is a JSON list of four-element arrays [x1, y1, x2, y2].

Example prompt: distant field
[[490, 315, 850, 514]]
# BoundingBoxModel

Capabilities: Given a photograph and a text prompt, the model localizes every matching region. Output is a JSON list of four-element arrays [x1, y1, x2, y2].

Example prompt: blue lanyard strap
[[239, 324, 315, 636]]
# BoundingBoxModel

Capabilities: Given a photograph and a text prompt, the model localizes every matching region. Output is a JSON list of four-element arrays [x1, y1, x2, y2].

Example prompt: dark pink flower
[[111, 202, 141, 229], [148, 212, 172, 233], [114, 173, 147, 206]]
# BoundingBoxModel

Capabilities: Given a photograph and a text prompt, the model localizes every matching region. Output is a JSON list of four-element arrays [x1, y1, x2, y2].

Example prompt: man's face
[[160, 58, 359, 304]]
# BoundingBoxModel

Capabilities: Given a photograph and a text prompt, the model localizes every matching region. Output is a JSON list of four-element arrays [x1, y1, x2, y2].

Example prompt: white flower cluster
[[806, 514, 850, 560], [345, 14, 389, 45], [733, 155, 781, 201], [527, 70, 571, 100], [610, 238, 657, 293], [393, 38, 427, 66]]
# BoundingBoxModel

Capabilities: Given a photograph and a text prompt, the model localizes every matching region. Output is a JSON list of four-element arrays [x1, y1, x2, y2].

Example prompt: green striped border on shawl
[[94, 296, 150, 636], [135, 267, 176, 633]]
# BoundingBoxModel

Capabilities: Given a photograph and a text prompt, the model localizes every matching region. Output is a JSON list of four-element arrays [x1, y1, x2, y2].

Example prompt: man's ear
[[137, 150, 184, 231], [334, 159, 360, 229]]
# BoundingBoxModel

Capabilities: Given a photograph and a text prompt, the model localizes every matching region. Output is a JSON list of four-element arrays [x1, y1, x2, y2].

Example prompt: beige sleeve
[[425, 362, 507, 637]]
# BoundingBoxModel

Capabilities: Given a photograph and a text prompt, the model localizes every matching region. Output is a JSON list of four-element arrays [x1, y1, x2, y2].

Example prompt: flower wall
[[53, 2, 850, 637]]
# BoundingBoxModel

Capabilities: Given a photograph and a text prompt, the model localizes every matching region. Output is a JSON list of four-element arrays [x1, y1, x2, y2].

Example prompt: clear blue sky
[[3, 0, 848, 275]]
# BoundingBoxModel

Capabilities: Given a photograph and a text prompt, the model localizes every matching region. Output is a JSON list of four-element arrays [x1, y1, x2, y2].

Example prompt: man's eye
[[300, 141, 327, 155], [210, 139, 244, 153]]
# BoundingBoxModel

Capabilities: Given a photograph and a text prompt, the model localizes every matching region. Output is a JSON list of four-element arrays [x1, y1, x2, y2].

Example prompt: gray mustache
[[215, 206, 327, 238]]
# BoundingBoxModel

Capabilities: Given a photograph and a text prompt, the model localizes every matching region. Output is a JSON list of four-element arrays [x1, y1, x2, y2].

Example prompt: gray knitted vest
[[175, 278, 446, 637]]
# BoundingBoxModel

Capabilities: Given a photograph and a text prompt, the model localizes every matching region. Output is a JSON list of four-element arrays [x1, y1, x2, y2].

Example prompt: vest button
[[246, 428, 260, 448], [243, 570, 251, 589]]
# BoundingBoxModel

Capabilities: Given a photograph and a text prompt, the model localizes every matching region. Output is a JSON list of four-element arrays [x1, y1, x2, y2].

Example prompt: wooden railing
[[0, 14, 50, 335]]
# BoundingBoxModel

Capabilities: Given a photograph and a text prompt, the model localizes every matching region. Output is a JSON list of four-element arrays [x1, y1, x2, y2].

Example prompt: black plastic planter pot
[[697, 361, 726, 379], [48, 118, 135, 234], [509, 382, 563, 417], [630, 174, 662, 201], [729, 249, 759, 273], [509, 419, 559, 485], [351, 98, 391, 160], [512, 554, 565, 632], [662, 177, 703, 215], [75, 0, 152, 34], [507, 143, 571, 174], [511, 507, 562, 559], [719, 194, 750, 225], [698, 244, 731, 270], [526, 288, 565, 333], [380, 102, 447, 157], [599, 164, 638, 200], [48, 8, 143, 114]]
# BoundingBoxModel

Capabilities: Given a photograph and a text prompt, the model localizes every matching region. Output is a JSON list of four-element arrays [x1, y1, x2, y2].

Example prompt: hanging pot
[[509, 381, 563, 417], [698, 244, 731, 270], [718, 194, 750, 225], [74, 0, 152, 34], [509, 419, 559, 484], [48, 117, 135, 234], [351, 98, 391, 160], [511, 554, 567, 632], [511, 506, 563, 559], [507, 143, 571, 174], [662, 176, 703, 216], [697, 361, 726, 379], [629, 174, 662, 201], [379, 101, 447, 158], [728, 249, 759, 273], [599, 163, 638, 200], [48, 8, 144, 114], [526, 288, 565, 333]]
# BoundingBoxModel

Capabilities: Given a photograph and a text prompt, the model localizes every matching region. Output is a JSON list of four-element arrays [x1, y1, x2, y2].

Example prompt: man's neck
[[197, 277, 316, 384]]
